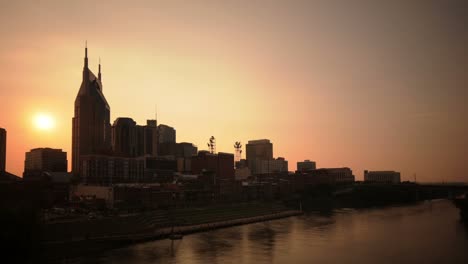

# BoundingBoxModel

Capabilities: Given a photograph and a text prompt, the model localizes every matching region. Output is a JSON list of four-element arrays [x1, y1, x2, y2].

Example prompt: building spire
[[84, 40, 88, 69], [98, 57, 102, 81]]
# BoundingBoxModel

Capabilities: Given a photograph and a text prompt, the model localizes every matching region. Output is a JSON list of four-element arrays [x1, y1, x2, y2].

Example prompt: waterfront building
[[301, 167, 355, 185], [191, 151, 235, 197], [158, 124, 176, 144], [0, 128, 5, 173], [191, 151, 234, 179], [71, 182, 183, 209], [297, 160, 316, 172], [72, 46, 112, 176], [80, 155, 145, 185], [24, 148, 67, 174], [364, 170, 401, 184]]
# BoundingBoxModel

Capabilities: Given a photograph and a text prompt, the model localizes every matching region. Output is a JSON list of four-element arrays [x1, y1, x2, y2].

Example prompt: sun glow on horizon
[[34, 113, 55, 131]]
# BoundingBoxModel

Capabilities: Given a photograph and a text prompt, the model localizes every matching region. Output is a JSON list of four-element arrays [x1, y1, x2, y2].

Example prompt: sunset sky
[[0, 0, 467, 182]]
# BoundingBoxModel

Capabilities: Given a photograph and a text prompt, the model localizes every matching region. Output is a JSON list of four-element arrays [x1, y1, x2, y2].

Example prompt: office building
[[24, 148, 67, 174], [297, 160, 316, 172], [246, 139, 273, 161], [157, 142, 197, 172], [235, 167, 251, 181], [301, 167, 355, 185], [175, 142, 197, 172], [112, 117, 139, 157], [144, 119, 158, 156], [255, 157, 289, 174], [111, 118, 159, 158], [191, 151, 235, 197], [158, 124, 176, 144], [246, 139, 273, 174], [364, 170, 401, 184], [191, 151, 234, 178], [80, 155, 145, 185], [72, 46, 112, 176]]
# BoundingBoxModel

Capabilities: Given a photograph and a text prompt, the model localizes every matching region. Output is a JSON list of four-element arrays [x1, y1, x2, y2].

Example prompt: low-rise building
[[24, 148, 67, 179], [255, 157, 288, 174], [235, 167, 251, 181], [301, 167, 355, 186], [297, 160, 316, 172], [364, 170, 401, 184], [191, 151, 235, 198]]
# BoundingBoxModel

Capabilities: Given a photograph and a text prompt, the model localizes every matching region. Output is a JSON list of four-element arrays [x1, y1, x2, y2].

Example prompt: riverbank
[[76, 200, 468, 264], [41, 202, 302, 261]]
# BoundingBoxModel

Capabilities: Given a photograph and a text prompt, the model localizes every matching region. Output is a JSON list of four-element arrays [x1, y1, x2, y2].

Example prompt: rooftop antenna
[[98, 57, 102, 82], [84, 40, 88, 69]]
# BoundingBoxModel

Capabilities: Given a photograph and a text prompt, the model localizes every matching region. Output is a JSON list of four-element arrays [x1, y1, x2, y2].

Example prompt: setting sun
[[34, 113, 55, 130]]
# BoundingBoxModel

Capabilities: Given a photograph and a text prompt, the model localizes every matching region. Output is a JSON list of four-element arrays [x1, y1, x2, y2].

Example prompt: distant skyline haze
[[0, 0, 467, 182]]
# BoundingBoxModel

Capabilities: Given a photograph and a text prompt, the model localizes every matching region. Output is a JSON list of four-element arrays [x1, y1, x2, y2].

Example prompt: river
[[75, 200, 468, 264]]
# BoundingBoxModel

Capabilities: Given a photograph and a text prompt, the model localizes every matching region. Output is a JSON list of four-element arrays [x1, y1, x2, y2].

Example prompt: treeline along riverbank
[[292, 183, 466, 211]]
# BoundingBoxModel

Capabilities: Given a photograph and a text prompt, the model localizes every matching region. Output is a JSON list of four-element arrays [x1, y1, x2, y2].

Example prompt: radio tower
[[234, 141, 242, 162], [207, 136, 216, 154]]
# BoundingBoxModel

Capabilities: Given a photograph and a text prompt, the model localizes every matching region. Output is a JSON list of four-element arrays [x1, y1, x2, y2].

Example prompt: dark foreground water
[[77, 200, 468, 264]]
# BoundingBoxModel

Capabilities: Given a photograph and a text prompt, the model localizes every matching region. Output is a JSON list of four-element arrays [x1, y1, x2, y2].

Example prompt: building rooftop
[[247, 139, 271, 144]]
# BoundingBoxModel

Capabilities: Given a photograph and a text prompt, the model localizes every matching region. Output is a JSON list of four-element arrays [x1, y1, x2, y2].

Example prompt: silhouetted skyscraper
[[158, 124, 176, 144], [112, 117, 139, 157], [0, 128, 6, 173], [72, 46, 111, 176], [144, 120, 158, 156], [111, 118, 159, 157]]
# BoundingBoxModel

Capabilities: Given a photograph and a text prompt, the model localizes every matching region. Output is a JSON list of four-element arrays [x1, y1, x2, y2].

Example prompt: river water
[[80, 200, 468, 264]]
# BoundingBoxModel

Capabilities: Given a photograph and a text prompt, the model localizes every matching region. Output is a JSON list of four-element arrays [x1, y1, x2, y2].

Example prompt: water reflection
[[191, 231, 238, 262], [76, 200, 468, 264]]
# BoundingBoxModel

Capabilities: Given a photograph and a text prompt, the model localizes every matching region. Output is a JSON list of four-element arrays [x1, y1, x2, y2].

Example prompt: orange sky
[[0, 1, 467, 182]]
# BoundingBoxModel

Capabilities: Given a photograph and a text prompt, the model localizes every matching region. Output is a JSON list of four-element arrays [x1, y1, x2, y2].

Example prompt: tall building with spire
[[72, 45, 111, 176]]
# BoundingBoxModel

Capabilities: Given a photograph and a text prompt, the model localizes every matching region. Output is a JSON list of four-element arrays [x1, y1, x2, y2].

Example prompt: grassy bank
[[42, 201, 298, 261]]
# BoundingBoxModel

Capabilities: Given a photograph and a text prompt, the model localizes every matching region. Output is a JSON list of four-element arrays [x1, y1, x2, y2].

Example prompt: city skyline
[[0, 1, 467, 182]]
